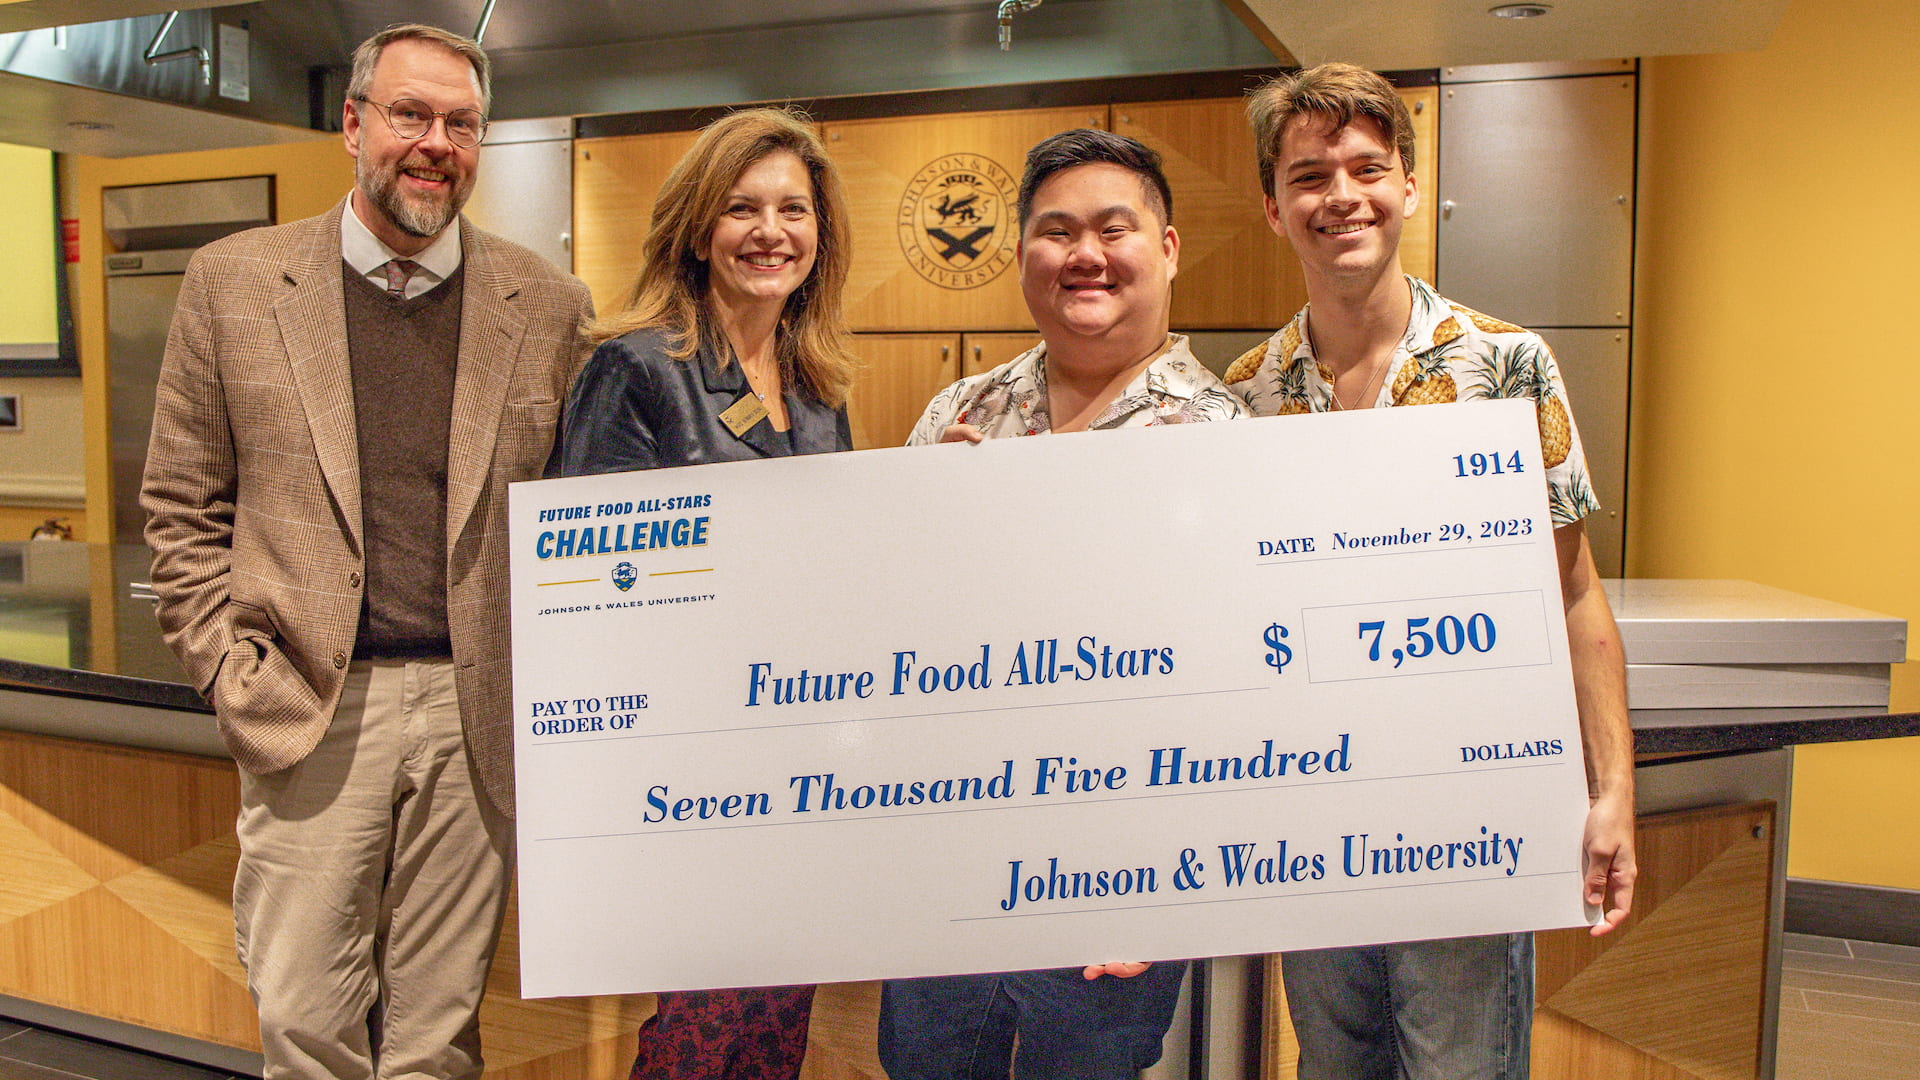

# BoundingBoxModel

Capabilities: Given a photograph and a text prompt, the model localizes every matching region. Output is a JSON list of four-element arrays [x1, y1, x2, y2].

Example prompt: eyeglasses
[[355, 96, 488, 148]]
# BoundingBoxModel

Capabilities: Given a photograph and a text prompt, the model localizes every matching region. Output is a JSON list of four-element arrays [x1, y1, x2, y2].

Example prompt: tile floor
[[3, 936, 1918, 1079], [1777, 933, 1920, 1079]]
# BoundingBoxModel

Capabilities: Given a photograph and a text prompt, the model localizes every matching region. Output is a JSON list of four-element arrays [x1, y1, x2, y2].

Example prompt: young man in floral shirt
[[1225, 62, 1637, 1080], [882, 129, 1242, 1080]]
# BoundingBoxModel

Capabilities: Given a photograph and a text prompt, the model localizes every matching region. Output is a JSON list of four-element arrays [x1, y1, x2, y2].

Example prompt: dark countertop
[[0, 543, 1911, 754], [1631, 706, 1920, 754], [0, 541, 209, 714]]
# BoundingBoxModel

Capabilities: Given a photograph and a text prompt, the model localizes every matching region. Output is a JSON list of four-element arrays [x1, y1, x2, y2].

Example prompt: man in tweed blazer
[[141, 24, 590, 1080]]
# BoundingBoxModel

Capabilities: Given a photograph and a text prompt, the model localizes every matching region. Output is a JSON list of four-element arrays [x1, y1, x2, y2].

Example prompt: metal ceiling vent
[[997, 0, 1043, 50]]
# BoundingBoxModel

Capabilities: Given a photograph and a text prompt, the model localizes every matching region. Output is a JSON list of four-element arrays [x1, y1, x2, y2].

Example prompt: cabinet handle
[[1441, 200, 1456, 219]]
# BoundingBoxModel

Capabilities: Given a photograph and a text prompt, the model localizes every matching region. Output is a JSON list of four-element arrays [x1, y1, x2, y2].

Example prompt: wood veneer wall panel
[[1114, 99, 1304, 331], [846, 333, 959, 450], [573, 131, 701, 316], [1119, 88, 1436, 334], [1399, 86, 1439, 287], [826, 107, 1106, 333]]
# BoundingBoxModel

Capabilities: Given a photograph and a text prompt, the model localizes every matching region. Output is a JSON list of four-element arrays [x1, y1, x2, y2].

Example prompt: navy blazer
[[546, 326, 851, 477]]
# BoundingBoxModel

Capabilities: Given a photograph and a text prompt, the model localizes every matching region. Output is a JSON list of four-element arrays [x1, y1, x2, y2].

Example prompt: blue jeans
[[1282, 933, 1533, 1080], [879, 963, 1188, 1080]]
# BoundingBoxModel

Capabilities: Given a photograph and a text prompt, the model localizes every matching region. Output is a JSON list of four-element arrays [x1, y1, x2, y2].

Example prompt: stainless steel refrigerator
[[103, 177, 271, 680]]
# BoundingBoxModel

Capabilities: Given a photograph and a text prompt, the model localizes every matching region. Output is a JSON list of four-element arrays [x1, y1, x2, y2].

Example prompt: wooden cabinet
[[845, 333, 960, 450], [960, 331, 1036, 378], [825, 107, 1105, 333], [572, 130, 700, 315]]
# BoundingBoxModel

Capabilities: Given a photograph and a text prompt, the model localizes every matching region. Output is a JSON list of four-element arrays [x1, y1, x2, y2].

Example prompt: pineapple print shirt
[[907, 333, 1246, 445], [1225, 276, 1599, 526]]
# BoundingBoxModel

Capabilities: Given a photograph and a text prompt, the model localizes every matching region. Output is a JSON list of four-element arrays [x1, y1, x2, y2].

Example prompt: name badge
[[718, 393, 768, 438]]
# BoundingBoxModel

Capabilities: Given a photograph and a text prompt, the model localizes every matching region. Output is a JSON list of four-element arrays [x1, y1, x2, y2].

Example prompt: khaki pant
[[234, 660, 512, 1080]]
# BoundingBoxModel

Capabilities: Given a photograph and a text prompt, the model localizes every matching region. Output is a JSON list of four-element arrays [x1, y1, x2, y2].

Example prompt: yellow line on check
[[651, 568, 715, 577], [537, 579, 599, 586]]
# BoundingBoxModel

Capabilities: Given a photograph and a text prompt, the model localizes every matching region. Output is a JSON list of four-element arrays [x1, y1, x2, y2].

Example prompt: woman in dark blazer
[[545, 106, 858, 1080]]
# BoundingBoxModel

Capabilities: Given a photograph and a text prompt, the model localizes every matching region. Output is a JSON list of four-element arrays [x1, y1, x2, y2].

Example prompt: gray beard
[[358, 158, 465, 239]]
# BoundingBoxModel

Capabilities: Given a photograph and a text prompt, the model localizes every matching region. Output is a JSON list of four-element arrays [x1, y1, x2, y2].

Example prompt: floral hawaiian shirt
[[907, 334, 1246, 445], [1224, 276, 1598, 525]]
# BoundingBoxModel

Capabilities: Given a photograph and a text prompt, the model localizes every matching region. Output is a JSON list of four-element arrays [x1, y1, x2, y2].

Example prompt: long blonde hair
[[590, 107, 857, 407]]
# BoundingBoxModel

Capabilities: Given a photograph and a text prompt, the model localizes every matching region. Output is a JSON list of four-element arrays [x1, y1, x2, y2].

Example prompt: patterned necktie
[[381, 258, 419, 299]]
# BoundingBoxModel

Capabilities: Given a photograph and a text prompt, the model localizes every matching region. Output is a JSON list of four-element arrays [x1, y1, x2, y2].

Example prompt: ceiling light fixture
[[1489, 3, 1552, 16]]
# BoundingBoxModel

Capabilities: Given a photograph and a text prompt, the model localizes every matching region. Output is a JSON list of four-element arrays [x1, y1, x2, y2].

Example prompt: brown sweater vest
[[343, 261, 463, 658]]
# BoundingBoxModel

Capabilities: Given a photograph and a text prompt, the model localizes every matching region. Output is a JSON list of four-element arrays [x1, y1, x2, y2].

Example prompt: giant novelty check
[[509, 400, 1594, 998]]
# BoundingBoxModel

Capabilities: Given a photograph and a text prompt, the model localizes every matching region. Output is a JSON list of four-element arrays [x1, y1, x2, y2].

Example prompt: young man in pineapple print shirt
[[1225, 62, 1637, 1080]]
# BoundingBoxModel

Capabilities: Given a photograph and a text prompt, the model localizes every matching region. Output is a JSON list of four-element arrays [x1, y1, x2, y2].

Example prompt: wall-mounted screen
[[0, 142, 77, 375]]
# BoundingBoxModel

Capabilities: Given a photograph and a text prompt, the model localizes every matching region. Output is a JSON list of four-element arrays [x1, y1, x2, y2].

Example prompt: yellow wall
[[1634, 0, 1920, 888], [64, 138, 355, 540], [0, 142, 58, 344]]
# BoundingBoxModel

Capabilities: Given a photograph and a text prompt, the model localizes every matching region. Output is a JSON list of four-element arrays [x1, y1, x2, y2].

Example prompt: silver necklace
[[1329, 349, 1390, 412]]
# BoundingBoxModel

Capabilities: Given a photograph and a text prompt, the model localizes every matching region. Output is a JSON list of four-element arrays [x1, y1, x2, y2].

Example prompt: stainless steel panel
[[1435, 74, 1635, 328], [463, 133, 573, 274], [1626, 662, 1891, 710], [1178, 329, 1275, 380], [0, 686, 219, 756], [102, 175, 270, 251], [483, 116, 571, 145], [489, 0, 1275, 121], [1441, 59, 1636, 83], [104, 247, 193, 276], [107, 271, 182, 544], [1537, 327, 1626, 575], [1630, 705, 1891, 733], [1605, 579, 1908, 665]]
